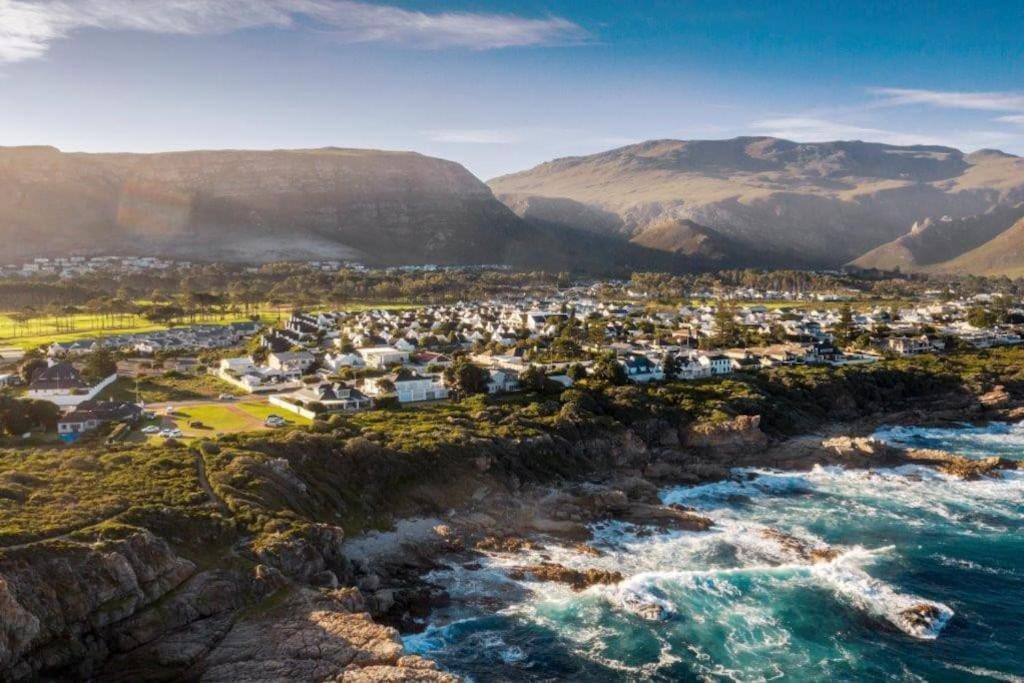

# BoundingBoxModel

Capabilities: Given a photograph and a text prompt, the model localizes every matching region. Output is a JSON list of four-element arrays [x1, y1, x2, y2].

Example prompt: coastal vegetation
[[2, 347, 1019, 552]]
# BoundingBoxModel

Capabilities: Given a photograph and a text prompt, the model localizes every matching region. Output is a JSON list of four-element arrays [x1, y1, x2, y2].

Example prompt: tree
[[520, 365, 546, 392], [967, 305, 999, 329], [662, 353, 680, 381], [567, 363, 588, 382], [592, 355, 627, 386], [443, 357, 489, 397], [20, 357, 47, 385], [833, 303, 855, 345], [711, 301, 742, 348], [82, 346, 117, 383]]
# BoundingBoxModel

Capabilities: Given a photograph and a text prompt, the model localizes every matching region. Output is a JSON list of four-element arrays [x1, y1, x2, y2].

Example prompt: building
[[619, 353, 664, 383], [267, 351, 316, 374], [358, 346, 410, 370], [58, 400, 142, 439], [26, 362, 118, 409], [363, 373, 449, 403], [269, 382, 372, 418], [886, 335, 931, 356]]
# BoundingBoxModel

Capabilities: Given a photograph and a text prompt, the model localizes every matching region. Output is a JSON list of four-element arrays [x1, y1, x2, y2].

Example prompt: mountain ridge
[[489, 136, 1024, 269]]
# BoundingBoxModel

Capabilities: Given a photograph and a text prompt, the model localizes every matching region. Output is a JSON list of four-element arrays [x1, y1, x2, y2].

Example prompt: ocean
[[406, 422, 1024, 681]]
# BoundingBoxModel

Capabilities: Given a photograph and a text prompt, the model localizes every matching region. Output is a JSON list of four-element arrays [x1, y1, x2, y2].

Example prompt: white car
[[264, 415, 286, 428], [141, 426, 161, 434]]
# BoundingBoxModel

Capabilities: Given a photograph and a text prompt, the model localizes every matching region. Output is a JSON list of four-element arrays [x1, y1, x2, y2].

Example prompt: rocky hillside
[[490, 138, 1024, 269], [0, 145, 680, 272], [926, 216, 1024, 277], [850, 205, 1024, 272]]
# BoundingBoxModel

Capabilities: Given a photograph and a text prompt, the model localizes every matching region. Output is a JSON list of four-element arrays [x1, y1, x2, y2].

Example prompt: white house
[[486, 369, 520, 394], [364, 373, 449, 403], [268, 351, 316, 374], [359, 346, 410, 369]]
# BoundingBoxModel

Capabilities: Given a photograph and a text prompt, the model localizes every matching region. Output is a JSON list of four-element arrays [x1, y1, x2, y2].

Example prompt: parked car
[[141, 425, 160, 434], [264, 415, 286, 428], [218, 394, 235, 401]]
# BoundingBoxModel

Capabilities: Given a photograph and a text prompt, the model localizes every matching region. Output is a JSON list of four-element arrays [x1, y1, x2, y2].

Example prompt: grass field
[[164, 400, 310, 438], [99, 375, 245, 403], [0, 302, 420, 350], [0, 309, 280, 350]]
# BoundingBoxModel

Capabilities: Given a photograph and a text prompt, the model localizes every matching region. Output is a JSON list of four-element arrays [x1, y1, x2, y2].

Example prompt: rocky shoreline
[[343, 399, 1024, 648], [2, 382, 1022, 681]]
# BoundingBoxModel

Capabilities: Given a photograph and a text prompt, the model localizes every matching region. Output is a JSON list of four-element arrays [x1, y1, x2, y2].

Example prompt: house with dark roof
[[58, 400, 142, 439], [27, 361, 119, 409]]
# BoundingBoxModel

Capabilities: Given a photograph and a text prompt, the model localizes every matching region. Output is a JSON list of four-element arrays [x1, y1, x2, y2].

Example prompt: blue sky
[[1, 0, 1022, 178]]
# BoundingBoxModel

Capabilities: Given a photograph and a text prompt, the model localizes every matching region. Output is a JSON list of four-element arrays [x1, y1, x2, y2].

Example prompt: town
[[2, 269, 1022, 444]]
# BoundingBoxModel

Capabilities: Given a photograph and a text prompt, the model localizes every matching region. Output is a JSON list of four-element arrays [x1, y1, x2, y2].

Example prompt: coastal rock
[[0, 529, 197, 680], [684, 415, 768, 452], [758, 528, 841, 564], [510, 563, 623, 591], [616, 503, 714, 532], [197, 589, 457, 682], [475, 536, 540, 553], [255, 523, 348, 585], [935, 455, 1020, 480], [978, 385, 1011, 408]]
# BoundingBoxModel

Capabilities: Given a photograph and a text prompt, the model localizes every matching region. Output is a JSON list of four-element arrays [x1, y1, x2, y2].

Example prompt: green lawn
[[0, 308, 279, 350], [0, 303, 421, 350], [165, 400, 310, 438]]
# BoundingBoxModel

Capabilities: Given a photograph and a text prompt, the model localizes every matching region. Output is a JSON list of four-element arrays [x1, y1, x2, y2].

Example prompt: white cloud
[[0, 0, 588, 63], [870, 88, 1024, 112], [997, 115, 1024, 126], [751, 117, 944, 146], [424, 128, 522, 144]]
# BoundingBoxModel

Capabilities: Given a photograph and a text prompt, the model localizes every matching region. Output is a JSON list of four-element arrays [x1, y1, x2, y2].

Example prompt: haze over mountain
[[0, 145, 690, 274], [4, 138, 1024, 276], [490, 138, 1024, 270]]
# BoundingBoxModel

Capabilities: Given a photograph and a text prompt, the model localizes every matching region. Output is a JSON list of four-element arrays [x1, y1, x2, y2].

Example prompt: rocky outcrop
[[195, 589, 456, 682], [684, 415, 769, 452], [0, 529, 197, 680], [509, 563, 624, 591]]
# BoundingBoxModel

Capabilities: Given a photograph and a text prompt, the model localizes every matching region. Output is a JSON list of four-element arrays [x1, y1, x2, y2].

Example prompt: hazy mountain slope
[[0, 146, 617, 269], [495, 193, 627, 238], [629, 218, 744, 262], [490, 138, 1024, 267], [926, 217, 1024, 277], [850, 204, 1024, 271]]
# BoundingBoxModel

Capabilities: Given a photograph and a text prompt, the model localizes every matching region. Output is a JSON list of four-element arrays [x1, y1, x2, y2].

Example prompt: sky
[[1, 0, 1023, 179]]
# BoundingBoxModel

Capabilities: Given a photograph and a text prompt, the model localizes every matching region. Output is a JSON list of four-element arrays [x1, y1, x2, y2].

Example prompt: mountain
[[490, 138, 1024, 268], [850, 204, 1024, 272], [925, 217, 1024, 277], [0, 146, 523, 265], [0, 145, 690, 273]]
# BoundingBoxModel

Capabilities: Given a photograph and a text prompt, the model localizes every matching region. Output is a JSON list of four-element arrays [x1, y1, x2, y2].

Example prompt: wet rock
[[758, 528, 839, 564], [935, 455, 1019, 480], [510, 563, 623, 591], [475, 536, 540, 553], [616, 503, 714, 532], [571, 543, 603, 557], [899, 604, 943, 630]]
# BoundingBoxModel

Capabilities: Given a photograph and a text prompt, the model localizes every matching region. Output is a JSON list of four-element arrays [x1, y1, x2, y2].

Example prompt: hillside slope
[[926, 217, 1024, 277], [0, 145, 675, 272], [490, 139, 1024, 268], [850, 204, 1024, 272]]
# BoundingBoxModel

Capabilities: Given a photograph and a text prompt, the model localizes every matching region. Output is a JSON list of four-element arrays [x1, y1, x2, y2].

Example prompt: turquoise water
[[406, 423, 1024, 681]]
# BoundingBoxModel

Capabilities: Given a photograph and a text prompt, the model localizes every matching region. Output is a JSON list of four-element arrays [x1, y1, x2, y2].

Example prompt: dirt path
[[194, 451, 229, 513]]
